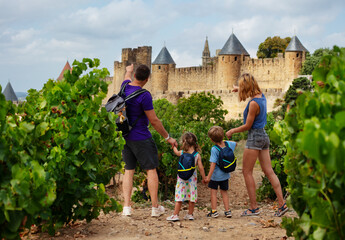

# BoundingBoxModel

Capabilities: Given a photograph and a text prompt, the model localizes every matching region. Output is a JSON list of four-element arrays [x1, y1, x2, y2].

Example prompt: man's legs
[[123, 169, 135, 207], [147, 168, 159, 208]]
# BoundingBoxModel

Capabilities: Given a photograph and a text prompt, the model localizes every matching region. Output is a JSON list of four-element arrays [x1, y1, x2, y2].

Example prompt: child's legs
[[188, 201, 195, 215], [242, 148, 260, 209], [220, 190, 229, 211], [258, 149, 284, 207], [210, 189, 218, 210], [173, 201, 182, 215]]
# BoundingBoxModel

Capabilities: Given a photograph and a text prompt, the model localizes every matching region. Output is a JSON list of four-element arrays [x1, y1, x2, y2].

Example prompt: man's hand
[[126, 64, 134, 73], [167, 137, 178, 148]]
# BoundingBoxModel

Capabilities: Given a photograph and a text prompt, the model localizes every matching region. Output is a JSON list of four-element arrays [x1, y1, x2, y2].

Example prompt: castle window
[[158, 66, 161, 69], [234, 57, 237, 61], [222, 56, 224, 61], [268, 70, 270, 74], [296, 53, 299, 57]]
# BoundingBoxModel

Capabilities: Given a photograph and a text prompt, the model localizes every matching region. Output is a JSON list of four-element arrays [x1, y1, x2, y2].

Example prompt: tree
[[257, 36, 291, 58], [300, 48, 333, 75]]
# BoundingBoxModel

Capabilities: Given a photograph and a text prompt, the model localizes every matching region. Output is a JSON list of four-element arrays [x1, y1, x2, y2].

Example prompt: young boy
[[205, 126, 236, 218]]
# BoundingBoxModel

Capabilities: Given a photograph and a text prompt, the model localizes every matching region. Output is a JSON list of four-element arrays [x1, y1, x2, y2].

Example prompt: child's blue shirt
[[209, 141, 236, 181]]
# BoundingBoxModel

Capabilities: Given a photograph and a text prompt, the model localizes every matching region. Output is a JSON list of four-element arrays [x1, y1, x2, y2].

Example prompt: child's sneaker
[[184, 214, 194, 220], [122, 206, 131, 216], [166, 214, 180, 221], [224, 210, 232, 218], [207, 210, 219, 218], [152, 205, 165, 217]]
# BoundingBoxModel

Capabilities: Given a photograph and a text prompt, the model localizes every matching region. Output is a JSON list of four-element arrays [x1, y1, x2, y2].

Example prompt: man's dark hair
[[135, 65, 150, 81]]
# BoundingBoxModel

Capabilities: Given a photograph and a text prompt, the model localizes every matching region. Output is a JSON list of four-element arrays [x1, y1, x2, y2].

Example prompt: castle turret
[[217, 33, 249, 88], [285, 36, 308, 83], [151, 46, 176, 94], [202, 37, 211, 67], [2, 82, 18, 102]]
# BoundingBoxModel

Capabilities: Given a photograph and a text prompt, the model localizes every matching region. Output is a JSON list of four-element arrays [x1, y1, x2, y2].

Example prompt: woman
[[226, 73, 288, 217]]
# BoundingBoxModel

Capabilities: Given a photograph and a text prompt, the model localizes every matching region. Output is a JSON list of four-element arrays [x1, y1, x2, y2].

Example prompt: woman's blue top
[[243, 93, 267, 129]]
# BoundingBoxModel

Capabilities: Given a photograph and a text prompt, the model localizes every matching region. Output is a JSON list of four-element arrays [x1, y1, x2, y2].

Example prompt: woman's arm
[[226, 101, 259, 138]]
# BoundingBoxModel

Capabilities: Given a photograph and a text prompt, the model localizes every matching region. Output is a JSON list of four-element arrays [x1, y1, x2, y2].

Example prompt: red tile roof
[[57, 61, 72, 81]]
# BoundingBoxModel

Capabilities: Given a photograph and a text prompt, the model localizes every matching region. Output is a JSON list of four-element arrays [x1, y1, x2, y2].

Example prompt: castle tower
[[57, 61, 72, 81], [2, 82, 18, 102], [217, 33, 249, 89], [202, 37, 211, 67], [113, 46, 152, 93], [151, 46, 176, 95], [285, 35, 308, 85]]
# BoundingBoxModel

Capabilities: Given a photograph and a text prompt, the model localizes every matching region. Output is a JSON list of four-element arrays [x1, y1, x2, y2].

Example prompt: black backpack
[[214, 141, 237, 173], [105, 82, 147, 136], [177, 151, 198, 180]]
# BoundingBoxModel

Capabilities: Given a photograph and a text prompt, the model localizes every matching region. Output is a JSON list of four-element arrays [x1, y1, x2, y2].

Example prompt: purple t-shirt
[[121, 80, 153, 141]]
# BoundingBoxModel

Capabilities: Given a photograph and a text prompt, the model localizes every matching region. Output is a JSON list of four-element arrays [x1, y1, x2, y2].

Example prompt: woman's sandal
[[241, 208, 260, 217], [274, 203, 289, 217]]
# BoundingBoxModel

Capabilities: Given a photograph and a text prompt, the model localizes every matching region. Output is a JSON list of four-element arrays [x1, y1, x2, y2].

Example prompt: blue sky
[[1, 0, 344, 92]]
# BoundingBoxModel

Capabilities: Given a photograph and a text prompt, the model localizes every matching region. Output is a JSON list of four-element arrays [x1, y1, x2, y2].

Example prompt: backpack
[[214, 141, 237, 173], [177, 151, 198, 180], [105, 82, 147, 136]]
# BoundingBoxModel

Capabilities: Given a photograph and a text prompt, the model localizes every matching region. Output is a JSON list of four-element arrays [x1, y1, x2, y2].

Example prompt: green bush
[[273, 46, 345, 239], [0, 59, 124, 239]]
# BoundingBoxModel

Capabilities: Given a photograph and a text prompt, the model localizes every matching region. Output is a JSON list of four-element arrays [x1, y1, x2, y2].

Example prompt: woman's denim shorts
[[246, 128, 270, 150]]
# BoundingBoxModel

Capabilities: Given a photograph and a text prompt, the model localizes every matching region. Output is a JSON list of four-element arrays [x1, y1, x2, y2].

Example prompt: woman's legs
[[258, 149, 285, 207], [242, 148, 260, 210]]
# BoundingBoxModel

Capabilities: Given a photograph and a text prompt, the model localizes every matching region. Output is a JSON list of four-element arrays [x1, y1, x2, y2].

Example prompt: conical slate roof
[[286, 36, 308, 52], [152, 47, 175, 65], [203, 36, 210, 54], [2, 82, 18, 102], [219, 33, 249, 56], [57, 61, 72, 80]]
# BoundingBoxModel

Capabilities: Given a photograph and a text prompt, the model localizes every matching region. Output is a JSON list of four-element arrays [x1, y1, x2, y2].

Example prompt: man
[[121, 64, 177, 217]]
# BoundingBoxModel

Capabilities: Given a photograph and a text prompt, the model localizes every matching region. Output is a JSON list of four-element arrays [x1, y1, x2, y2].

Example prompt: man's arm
[[125, 64, 133, 80], [145, 109, 177, 148]]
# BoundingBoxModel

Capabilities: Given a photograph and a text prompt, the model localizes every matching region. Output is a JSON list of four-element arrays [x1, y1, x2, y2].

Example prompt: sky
[[1, 0, 345, 92]]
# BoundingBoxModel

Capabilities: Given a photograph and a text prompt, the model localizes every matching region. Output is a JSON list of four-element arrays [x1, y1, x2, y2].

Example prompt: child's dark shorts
[[208, 179, 229, 191], [122, 138, 159, 170], [246, 128, 270, 150]]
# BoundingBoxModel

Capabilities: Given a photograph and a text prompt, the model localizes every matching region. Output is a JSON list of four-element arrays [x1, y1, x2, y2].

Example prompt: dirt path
[[28, 167, 295, 240]]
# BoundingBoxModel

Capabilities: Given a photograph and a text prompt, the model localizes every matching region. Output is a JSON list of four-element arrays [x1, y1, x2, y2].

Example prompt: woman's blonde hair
[[238, 73, 262, 101], [181, 132, 201, 152]]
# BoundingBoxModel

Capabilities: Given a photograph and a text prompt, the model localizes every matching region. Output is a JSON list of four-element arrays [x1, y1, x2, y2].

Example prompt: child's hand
[[202, 179, 207, 185], [204, 176, 210, 184]]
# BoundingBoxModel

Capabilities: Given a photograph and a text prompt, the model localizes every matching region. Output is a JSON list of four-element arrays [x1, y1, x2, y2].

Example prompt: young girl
[[166, 132, 206, 221], [226, 73, 288, 217]]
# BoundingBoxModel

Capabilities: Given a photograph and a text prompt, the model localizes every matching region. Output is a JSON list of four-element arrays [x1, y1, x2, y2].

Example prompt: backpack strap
[[119, 81, 130, 96], [125, 89, 148, 101]]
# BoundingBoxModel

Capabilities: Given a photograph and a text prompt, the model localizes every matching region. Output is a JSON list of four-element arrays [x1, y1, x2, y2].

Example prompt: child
[[166, 132, 206, 221], [205, 126, 236, 218]]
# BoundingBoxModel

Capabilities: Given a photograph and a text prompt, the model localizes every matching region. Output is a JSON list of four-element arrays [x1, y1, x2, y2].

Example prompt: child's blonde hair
[[181, 132, 201, 152], [238, 73, 262, 102], [208, 126, 224, 143]]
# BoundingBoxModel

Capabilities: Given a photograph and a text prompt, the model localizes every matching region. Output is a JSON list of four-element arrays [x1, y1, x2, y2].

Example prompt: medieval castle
[[104, 33, 308, 119]]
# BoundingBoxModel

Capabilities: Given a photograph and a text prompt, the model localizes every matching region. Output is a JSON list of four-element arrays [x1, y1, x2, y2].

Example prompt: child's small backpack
[[105, 82, 147, 136], [214, 141, 237, 173], [177, 151, 198, 180]]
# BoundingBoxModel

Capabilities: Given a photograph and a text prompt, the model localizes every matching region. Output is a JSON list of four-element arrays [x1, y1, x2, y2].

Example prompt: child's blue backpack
[[214, 142, 236, 173], [177, 151, 198, 180]]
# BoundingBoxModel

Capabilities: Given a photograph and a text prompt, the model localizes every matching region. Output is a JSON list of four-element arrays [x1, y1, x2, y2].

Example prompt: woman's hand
[[226, 129, 233, 139]]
